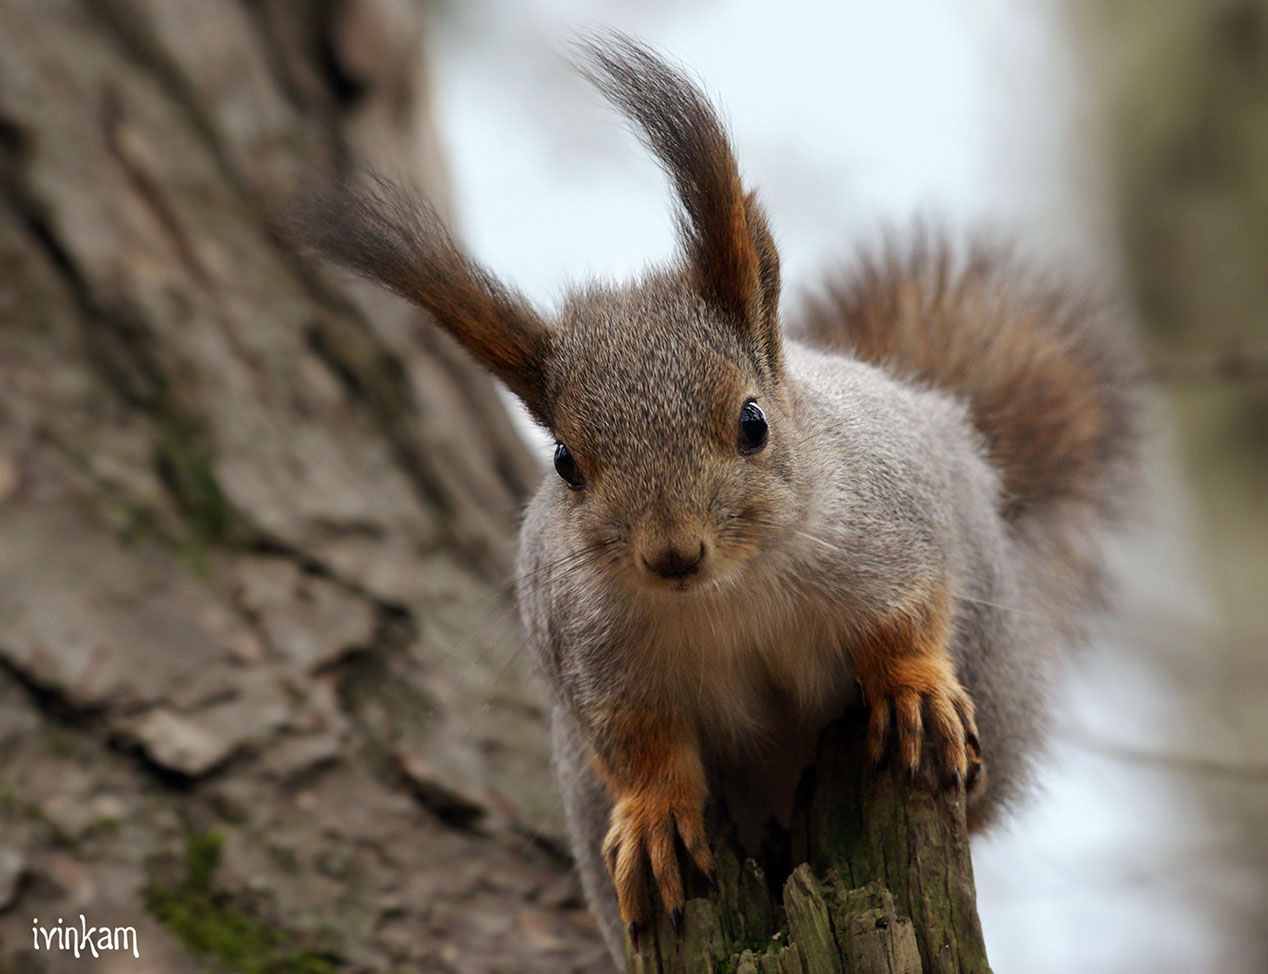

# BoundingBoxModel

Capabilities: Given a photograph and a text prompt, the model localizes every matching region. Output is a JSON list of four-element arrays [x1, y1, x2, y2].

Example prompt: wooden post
[[627, 715, 992, 974]]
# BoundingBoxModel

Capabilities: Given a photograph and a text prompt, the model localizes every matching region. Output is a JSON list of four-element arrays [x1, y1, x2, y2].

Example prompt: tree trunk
[[626, 717, 991, 974], [0, 1, 609, 971]]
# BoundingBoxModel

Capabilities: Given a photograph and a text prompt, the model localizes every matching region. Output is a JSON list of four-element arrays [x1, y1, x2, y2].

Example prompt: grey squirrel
[[292, 33, 1138, 966]]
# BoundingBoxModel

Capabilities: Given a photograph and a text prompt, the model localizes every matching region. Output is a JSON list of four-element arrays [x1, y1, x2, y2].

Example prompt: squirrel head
[[545, 264, 796, 594], [291, 33, 795, 593], [540, 35, 794, 594]]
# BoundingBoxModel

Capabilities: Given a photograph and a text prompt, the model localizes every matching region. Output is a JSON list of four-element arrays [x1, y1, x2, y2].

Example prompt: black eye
[[738, 400, 768, 455], [554, 442, 584, 490]]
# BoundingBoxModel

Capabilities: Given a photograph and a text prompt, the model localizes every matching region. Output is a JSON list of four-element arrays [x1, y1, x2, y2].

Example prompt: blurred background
[[0, 1, 1264, 972]]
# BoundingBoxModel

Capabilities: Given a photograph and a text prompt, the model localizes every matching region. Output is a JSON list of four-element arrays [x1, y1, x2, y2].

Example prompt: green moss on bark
[[145, 831, 339, 974]]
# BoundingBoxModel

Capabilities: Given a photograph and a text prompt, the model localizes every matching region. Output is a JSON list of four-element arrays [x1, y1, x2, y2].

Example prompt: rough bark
[[627, 717, 991, 974], [0, 1, 608, 971]]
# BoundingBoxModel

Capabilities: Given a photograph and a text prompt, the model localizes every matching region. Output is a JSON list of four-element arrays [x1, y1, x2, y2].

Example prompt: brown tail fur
[[796, 238, 1138, 525]]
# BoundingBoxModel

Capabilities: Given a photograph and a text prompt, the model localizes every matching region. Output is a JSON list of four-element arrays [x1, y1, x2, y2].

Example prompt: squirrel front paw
[[601, 788, 715, 939], [861, 657, 983, 789]]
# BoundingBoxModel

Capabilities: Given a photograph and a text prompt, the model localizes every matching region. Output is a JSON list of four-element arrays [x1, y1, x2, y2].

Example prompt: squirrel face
[[542, 276, 799, 594]]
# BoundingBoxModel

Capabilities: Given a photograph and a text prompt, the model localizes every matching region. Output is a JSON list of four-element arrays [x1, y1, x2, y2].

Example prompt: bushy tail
[[797, 239, 1139, 529]]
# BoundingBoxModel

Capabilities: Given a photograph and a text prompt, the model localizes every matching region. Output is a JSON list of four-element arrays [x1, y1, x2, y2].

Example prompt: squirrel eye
[[738, 400, 768, 455], [554, 442, 584, 490]]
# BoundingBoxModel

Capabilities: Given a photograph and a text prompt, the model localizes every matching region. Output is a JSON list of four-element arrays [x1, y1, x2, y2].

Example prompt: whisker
[[438, 543, 615, 666], [507, 540, 613, 589], [466, 540, 615, 612], [460, 626, 537, 740], [506, 542, 619, 612], [402, 541, 623, 742], [790, 529, 1041, 621], [954, 594, 1043, 620], [438, 547, 611, 676], [793, 529, 845, 554], [504, 715, 602, 861]]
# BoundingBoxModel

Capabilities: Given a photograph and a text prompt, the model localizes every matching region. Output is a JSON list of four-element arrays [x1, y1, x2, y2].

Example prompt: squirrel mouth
[[633, 572, 702, 595], [654, 565, 724, 595], [631, 565, 709, 595]]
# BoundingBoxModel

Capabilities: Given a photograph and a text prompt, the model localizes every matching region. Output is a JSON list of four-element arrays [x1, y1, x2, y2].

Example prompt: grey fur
[[521, 338, 1058, 957]]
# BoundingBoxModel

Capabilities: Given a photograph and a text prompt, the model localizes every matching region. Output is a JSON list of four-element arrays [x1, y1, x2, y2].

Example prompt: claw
[[604, 787, 712, 934], [862, 667, 980, 793], [966, 758, 984, 792], [669, 908, 684, 934]]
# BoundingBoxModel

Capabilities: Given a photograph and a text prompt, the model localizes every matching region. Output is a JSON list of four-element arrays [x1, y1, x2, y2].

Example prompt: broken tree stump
[[626, 714, 992, 974]]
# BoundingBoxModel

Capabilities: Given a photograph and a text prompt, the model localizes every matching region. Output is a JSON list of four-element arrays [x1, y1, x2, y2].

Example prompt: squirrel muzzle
[[632, 520, 712, 589]]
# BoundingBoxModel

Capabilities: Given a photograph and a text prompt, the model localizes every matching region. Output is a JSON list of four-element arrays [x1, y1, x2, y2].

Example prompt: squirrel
[[292, 33, 1139, 966]]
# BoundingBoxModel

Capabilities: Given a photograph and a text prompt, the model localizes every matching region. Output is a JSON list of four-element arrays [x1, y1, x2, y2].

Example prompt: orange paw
[[601, 788, 715, 938], [864, 665, 982, 788]]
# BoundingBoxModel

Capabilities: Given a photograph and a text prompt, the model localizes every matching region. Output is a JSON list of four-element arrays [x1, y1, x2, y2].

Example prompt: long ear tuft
[[288, 174, 554, 424], [575, 33, 782, 377], [746, 191, 781, 341]]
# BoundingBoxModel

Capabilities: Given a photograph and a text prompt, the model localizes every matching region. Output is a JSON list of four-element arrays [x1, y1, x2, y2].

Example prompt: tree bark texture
[[0, 1, 609, 971], [626, 718, 991, 974]]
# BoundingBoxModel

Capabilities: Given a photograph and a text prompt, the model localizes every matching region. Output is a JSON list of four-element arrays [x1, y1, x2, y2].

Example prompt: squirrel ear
[[577, 34, 783, 380], [746, 192, 782, 379], [289, 174, 554, 425]]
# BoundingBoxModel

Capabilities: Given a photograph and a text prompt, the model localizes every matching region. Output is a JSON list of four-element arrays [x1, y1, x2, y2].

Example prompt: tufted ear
[[289, 174, 555, 425], [577, 33, 783, 380], [746, 191, 781, 354]]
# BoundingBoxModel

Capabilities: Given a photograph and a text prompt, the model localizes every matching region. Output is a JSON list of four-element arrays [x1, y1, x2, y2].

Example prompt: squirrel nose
[[644, 542, 706, 580]]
